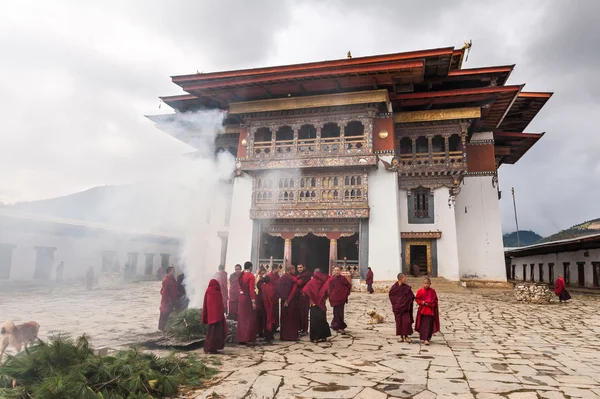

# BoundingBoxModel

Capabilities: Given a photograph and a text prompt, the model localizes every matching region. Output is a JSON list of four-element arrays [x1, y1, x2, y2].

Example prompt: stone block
[[514, 283, 553, 303]]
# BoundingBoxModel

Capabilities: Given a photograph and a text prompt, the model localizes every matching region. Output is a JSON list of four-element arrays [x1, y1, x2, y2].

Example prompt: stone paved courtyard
[[1, 281, 600, 398]]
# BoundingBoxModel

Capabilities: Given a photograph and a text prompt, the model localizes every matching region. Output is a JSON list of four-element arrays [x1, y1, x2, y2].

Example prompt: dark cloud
[[1, 0, 598, 236]]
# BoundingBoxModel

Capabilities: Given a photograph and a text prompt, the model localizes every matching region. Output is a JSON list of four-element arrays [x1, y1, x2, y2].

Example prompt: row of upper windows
[[256, 175, 363, 189], [254, 121, 365, 142]]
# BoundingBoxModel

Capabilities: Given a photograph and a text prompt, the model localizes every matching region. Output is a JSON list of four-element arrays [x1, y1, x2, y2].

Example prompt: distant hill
[[503, 230, 543, 247], [538, 218, 600, 243], [0, 183, 198, 235]]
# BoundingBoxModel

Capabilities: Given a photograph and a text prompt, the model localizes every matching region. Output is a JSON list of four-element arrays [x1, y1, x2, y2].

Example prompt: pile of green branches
[[0, 334, 216, 399], [165, 308, 207, 342]]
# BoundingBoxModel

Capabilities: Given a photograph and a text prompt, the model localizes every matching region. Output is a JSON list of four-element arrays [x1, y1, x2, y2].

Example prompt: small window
[[408, 188, 434, 224]]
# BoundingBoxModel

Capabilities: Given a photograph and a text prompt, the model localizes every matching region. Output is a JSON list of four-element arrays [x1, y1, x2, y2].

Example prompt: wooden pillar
[[411, 137, 417, 163], [427, 136, 433, 164], [281, 232, 295, 268], [444, 135, 450, 162], [326, 232, 342, 274]]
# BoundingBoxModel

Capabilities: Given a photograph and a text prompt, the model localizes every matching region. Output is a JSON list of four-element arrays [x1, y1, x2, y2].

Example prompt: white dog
[[0, 321, 40, 362]]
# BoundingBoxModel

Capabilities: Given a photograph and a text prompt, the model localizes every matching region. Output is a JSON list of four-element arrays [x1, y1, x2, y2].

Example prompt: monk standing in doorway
[[302, 268, 332, 342], [366, 267, 374, 294], [236, 262, 257, 344], [389, 273, 414, 343], [328, 266, 352, 334], [228, 264, 242, 320], [278, 265, 299, 341], [201, 279, 228, 354], [158, 266, 177, 331], [214, 265, 228, 315], [296, 264, 312, 336], [268, 267, 281, 331], [554, 274, 571, 303], [415, 277, 440, 345]]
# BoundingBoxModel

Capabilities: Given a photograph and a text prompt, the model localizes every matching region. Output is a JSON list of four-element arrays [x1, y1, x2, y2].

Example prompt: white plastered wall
[[398, 186, 460, 280], [368, 157, 402, 281], [511, 249, 600, 288], [455, 171, 506, 280], [224, 173, 254, 268]]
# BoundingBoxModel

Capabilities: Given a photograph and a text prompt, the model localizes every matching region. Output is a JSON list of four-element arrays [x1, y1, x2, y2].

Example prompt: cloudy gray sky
[[1, 0, 598, 236]]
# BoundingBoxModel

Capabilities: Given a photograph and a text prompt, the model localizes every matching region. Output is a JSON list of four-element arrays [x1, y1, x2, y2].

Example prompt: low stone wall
[[354, 280, 395, 293], [463, 279, 513, 289], [514, 283, 553, 303]]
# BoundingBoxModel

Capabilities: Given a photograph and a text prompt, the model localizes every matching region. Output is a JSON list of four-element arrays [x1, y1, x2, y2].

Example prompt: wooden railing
[[250, 136, 368, 159]]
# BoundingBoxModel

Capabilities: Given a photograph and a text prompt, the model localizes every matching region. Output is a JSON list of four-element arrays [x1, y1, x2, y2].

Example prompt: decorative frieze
[[401, 231, 442, 239], [239, 154, 378, 171], [250, 208, 369, 219], [394, 107, 481, 123]]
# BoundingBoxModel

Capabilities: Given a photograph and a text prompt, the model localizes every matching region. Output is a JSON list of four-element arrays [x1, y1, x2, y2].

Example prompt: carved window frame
[[408, 187, 434, 224]]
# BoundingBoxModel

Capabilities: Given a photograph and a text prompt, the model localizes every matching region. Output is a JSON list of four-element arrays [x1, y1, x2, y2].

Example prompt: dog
[[366, 309, 385, 324], [0, 321, 40, 362]]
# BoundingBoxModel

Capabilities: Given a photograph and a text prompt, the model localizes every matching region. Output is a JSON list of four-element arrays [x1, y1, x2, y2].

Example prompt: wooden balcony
[[250, 136, 369, 159], [395, 149, 466, 175]]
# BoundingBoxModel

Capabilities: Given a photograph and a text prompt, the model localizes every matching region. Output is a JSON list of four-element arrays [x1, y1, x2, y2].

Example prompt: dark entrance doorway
[[593, 262, 600, 288], [410, 245, 428, 275], [292, 233, 329, 272], [0, 244, 14, 279], [577, 262, 585, 287], [33, 247, 55, 280], [144, 253, 155, 276]]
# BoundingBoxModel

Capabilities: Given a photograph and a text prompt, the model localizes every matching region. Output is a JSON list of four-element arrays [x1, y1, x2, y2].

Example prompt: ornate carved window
[[408, 188, 434, 224]]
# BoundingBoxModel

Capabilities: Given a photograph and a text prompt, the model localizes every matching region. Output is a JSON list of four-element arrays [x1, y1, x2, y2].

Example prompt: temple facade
[[149, 45, 552, 283]]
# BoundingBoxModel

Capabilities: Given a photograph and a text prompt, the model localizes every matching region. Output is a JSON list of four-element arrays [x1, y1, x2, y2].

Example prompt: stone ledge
[[514, 282, 553, 303]]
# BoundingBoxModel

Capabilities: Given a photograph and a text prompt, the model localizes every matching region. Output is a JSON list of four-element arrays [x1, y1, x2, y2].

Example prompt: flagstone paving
[[1, 281, 600, 398]]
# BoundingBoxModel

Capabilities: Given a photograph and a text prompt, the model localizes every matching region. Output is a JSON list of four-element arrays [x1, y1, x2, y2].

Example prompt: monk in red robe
[[257, 269, 276, 343], [554, 274, 571, 303], [302, 268, 332, 342], [236, 261, 257, 344], [228, 264, 242, 320], [214, 265, 228, 315], [201, 279, 228, 353], [366, 267, 374, 294], [268, 267, 281, 331], [158, 266, 177, 331], [328, 266, 352, 334], [389, 273, 414, 343], [296, 264, 312, 335], [415, 277, 440, 345], [278, 265, 299, 341]]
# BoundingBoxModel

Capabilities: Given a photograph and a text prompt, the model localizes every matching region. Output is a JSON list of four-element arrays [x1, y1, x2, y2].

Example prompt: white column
[[225, 173, 254, 266], [368, 156, 402, 281]]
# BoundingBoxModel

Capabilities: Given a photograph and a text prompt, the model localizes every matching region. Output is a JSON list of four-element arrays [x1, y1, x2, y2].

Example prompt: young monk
[[158, 266, 177, 331], [257, 268, 276, 343], [236, 261, 257, 344], [214, 265, 228, 315], [554, 274, 572, 303], [414, 277, 440, 345], [296, 264, 312, 336], [328, 266, 352, 334], [278, 265, 299, 341], [201, 279, 228, 354], [228, 264, 242, 320], [389, 273, 414, 343], [268, 267, 281, 331], [366, 267, 374, 294], [302, 268, 332, 343]]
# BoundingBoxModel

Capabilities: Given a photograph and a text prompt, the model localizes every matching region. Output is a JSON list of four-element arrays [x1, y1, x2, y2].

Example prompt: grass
[[0, 334, 217, 399]]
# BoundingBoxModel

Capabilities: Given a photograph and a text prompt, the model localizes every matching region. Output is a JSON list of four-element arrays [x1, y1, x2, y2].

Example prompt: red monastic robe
[[202, 279, 228, 352], [278, 273, 299, 341], [389, 282, 414, 336], [160, 275, 178, 314], [214, 270, 228, 311], [228, 272, 241, 317], [296, 270, 312, 332], [236, 271, 257, 343], [415, 287, 440, 335], [366, 269, 374, 285], [268, 270, 281, 330]]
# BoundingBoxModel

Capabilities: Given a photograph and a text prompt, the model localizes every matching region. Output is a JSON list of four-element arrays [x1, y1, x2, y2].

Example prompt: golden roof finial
[[462, 40, 473, 62], [347, 51, 352, 59]]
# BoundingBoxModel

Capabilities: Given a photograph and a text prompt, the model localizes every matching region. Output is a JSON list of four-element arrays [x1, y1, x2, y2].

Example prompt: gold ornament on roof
[[347, 51, 352, 59]]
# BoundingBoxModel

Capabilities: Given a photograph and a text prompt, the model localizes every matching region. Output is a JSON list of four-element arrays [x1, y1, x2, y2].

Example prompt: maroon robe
[[366, 269, 374, 293], [296, 270, 312, 333], [236, 271, 257, 343], [389, 282, 414, 336], [201, 279, 228, 353], [328, 274, 351, 331], [258, 277, 276, 340], [268, 270, 281, 330], [415, 287, 440, 340], [214, 270, 229, 313], [228, 272, 241, 319], [554, 277, 571, 301], [278, 273, 299, 341], [158, 274, 177, 331], [302, 271, 331, 311]]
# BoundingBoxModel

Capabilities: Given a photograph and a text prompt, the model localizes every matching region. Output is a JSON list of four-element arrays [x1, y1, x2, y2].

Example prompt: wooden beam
[[494, 146, 511, 156]]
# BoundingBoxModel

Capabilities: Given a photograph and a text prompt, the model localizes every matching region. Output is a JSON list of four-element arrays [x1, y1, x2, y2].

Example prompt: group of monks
[[201, 261, 352, 353], [389, 274, 440, 345]]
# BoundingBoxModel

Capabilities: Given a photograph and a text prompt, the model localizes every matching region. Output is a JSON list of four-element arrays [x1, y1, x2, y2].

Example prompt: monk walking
[[302, 268, 332, 343], [236, 261, 257, 344], [257, 268, 276, 343], [158, 266, 178, 331], [214, 265, 228, 314], [278, 265, 300, 341], [415, 277, 440, 345], [201, 279, 228, 354], [296, 264, 312, 336], [554, 274, 571, 303], [228, 264, 242, 320], [268, 267, 281, 331], [389, 273, 414, 343], [328, 266, 352, 334], [366, 267, 374, 294]]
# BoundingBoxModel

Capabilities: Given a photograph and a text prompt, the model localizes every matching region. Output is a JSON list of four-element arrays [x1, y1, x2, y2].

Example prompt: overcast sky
[[1, 0, 598, 236]]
